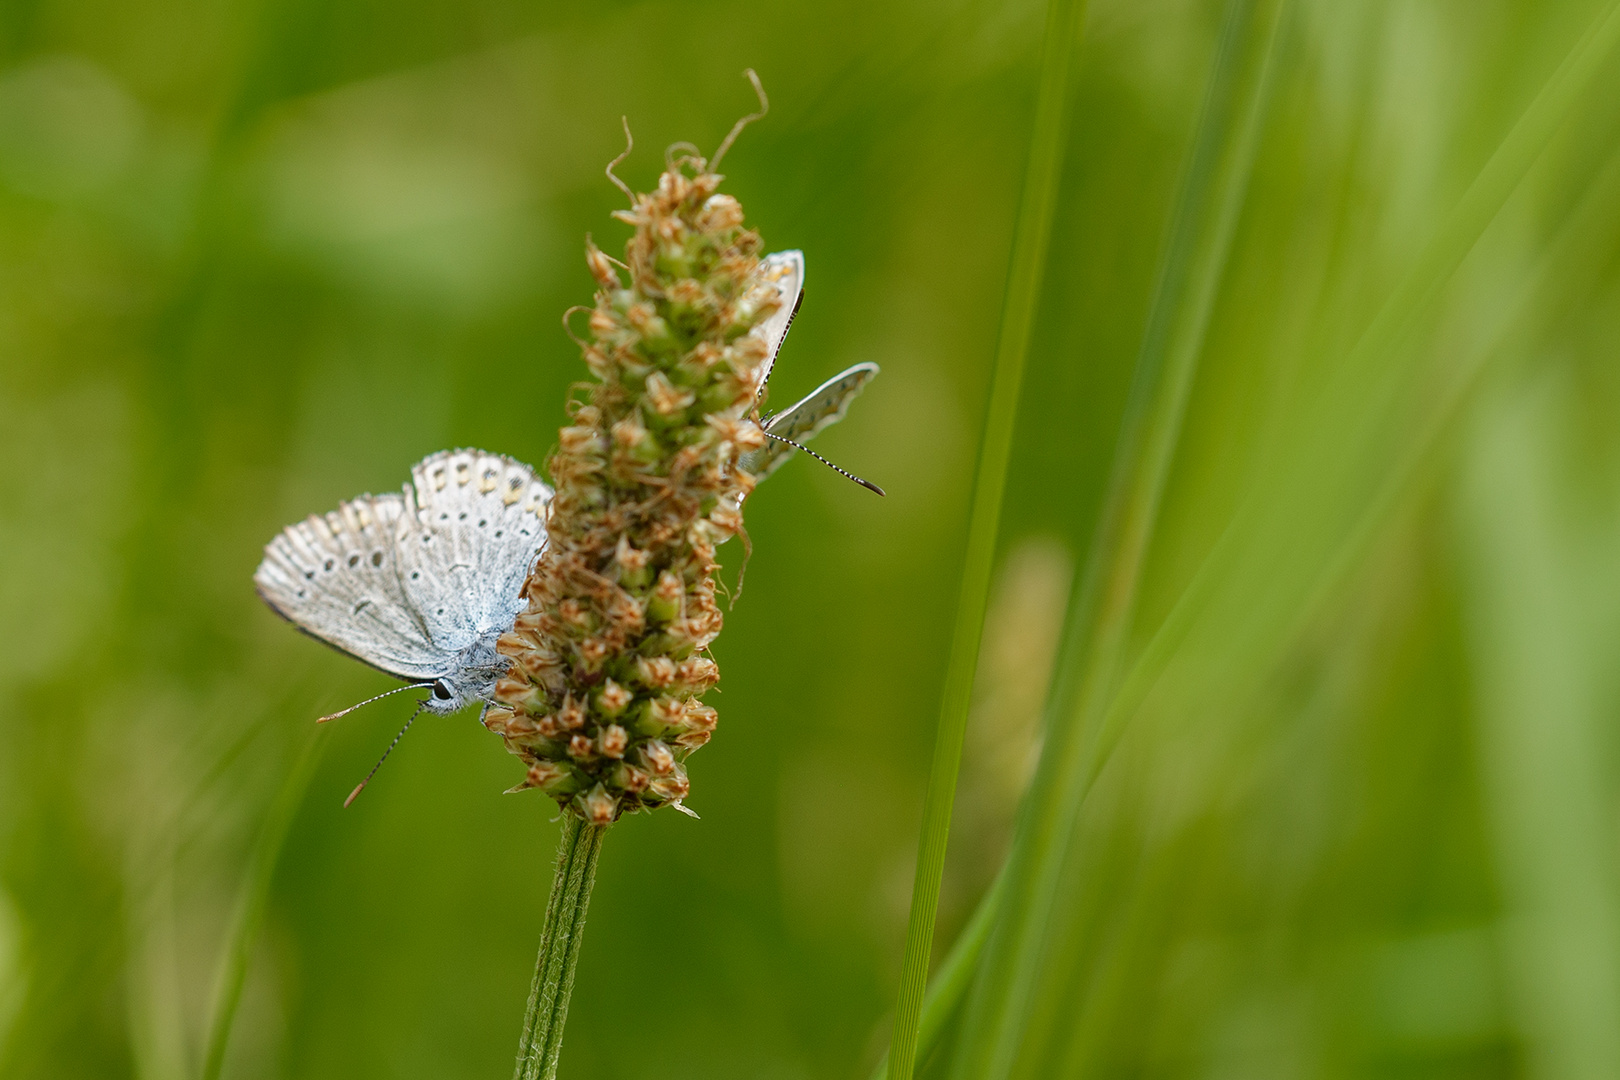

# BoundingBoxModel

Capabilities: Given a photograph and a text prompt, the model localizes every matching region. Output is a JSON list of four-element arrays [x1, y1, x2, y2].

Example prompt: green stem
[[513, 816, 606, 1080], [201, 725, 327, 1080], [952, 1, 1620, 1075], [883, 0, 1086, 1077]]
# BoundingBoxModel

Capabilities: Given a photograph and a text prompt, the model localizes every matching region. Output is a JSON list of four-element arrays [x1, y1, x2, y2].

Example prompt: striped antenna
[[761, 430, 885, 496], [343, 698, 429, 808], [318, 681, 435, 723]]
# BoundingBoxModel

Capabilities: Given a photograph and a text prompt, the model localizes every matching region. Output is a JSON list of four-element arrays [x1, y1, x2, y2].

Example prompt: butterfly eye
[[432, 681, 452, 701]]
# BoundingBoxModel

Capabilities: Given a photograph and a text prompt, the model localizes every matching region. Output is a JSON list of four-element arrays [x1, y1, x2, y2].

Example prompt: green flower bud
[[646, 570, 684, 624]]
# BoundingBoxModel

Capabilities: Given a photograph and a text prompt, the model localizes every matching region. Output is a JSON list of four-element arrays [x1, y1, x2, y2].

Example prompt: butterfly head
[[422, 634, 508, 716], [422, 673, 485, 715]]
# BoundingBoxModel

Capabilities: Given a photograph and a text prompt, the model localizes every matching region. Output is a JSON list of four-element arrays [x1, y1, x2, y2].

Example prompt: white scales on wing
[[254, 449, 552, 716], [754, 248, 804, 389], [254, 253, 880, 805]]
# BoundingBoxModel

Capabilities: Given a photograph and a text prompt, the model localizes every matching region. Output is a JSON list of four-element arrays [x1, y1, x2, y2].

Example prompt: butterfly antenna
[[343, 699, 428, 808], [761, 430, 885, 495], [318, 682, 435, 723]]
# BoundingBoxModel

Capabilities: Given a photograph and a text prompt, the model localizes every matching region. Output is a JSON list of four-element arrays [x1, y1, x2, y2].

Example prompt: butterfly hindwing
[[398, 449, 551, 649], [256, 246, 868, 711], [254, 491, 447, 681], [740, 362, 879, 480], [255, 449, 552, 696]]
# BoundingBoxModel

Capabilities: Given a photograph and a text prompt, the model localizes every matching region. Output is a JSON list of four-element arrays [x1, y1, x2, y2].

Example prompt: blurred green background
[[3, 0, 1620, 1077]]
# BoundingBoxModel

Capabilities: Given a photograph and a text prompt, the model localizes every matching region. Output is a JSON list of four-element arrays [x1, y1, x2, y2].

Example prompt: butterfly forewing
[[254, 492, 447, 681], [399, 449, 551, 649], [741, 362, 879, 480], [753, 249, 804, 393]]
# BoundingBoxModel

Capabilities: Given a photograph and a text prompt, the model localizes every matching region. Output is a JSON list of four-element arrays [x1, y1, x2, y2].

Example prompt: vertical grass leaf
[[883, 1, 1089, 1077], [950, 0, 1289, 1075]]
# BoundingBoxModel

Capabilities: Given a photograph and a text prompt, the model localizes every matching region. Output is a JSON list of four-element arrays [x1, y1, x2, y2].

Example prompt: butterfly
[[254, 449, 552, 720], [254, 251, 877, 800], [747, 250, 882, 492]]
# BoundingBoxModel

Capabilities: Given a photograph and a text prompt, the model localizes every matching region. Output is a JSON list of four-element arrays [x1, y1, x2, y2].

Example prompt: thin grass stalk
[[1058, 0, 1620, 828], [869, 865, 1008, 1080], [883, 1, 1087, 1077], [1459, 331, 1620, 1080], [201, 726, 327, 1080], [513, 818, 605, 1080], [950, 1, 1287, 1076]]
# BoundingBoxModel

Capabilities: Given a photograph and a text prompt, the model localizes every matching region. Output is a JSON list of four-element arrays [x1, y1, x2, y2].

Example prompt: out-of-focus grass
[[886, 0, 1085, 1074], [2, 1, 1620, 1079], [952, 2, 1288, 1075]]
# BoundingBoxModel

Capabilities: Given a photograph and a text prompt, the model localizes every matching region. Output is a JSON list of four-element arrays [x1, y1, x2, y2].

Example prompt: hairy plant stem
[[513, 817, 606, 1080]]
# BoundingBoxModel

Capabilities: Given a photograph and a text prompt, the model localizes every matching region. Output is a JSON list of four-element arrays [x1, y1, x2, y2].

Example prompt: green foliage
[[3, 1, 1620, 1079]]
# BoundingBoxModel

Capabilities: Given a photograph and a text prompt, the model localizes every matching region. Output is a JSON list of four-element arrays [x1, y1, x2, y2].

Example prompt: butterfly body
[[254, 449, 551, 716]]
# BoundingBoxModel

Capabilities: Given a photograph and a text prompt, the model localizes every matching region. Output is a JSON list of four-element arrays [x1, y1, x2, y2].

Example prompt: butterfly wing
[[754, 249, 804, 394], [397, 449, 551, 650], [740, 362, 879, 480], [254, 492, 448, 681]]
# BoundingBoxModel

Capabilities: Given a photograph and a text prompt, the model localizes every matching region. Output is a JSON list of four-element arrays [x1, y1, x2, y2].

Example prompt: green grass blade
[[950, 1, 1289, 1076], [1011, 124, 1620, 1079], [882, 1, 1088, 1077], [870, 865, 1007, 1080], [1462, 372, 1620, 1080], [201, 726, 327, 1080], [956, 2, 1620, 1075], [1065, 0, 1620, 827], [1094, 133, 1620, 800]]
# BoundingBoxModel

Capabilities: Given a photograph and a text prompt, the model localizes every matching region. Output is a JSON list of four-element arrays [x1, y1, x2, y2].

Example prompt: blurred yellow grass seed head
[[491, 82, 788, 823]]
